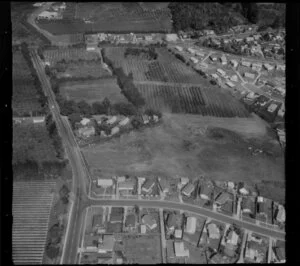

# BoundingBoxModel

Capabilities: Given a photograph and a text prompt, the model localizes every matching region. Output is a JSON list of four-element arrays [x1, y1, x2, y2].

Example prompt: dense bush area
[[124, 47, 158, 60], [168, 3, 285, 33]]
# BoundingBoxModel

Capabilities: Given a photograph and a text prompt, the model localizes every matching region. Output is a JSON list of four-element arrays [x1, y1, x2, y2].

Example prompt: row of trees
[[101, 49, 146, 108], [124, 47, 158, 60]]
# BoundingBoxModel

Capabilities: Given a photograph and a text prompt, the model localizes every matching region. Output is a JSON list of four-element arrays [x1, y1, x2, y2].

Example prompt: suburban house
[[277, 103, 285, 118], [241, 61, 251, 67], [142, 179, 156, 194], [92, 214, 103, 230], [181, 182, 195, 197], [185, 216, 197, 234], [199, 183, 213, 200], [142, 214, 157, 230], [275, 205, 285, 223], [174, 242, 190, 257], [273, 242, 285, 263], [98, 234, 115, 253], [140, 224, 147, 234], [37, 11, 60, 20], [215, 192, 231, 206], [78, 126, 95, 138], [190, 57, 199, 64], [217, 68, 226, 77], [220, 55, 227, 65], [86, 43, 97, 51], [142, 115, 150, 124], [207, 223, 220, 239], [125, 213, 136, 228], [230, 75, 238, 82], [110, 126, 120, 136], [276, 64, 285, 71], [32, 116, 45, 123], [80, 118, 91, 126], [180, 177, 190, 186], [158, 178, 170, 194], [175, 46, 183, 52], [264, 63, 274, 71], [267, 103, 278, 113], [226, 230, 239, 246], [118, 117, 130, 126], [251, 62, 262, 71], [226, 81, 235, 88], [110, 207, 124, 223], [242, 197, 255, 214], [244, 72, 255, 79], [118, 179, 136, 194], [106, 116, 117, 125], [97, 178, 113, 188], [174, 229, 183, 239], [84, 235, 99, 252], [209, 55, 217, 61], [166, 213, 183, 231], [230, 59, 238, 68]]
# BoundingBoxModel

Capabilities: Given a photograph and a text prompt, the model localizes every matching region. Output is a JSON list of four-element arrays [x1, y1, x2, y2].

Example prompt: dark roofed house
[[242, 197, 255, 214], [158, 178, 170, 194], [166, 240, 175, 259], [199, 183, 213, 200], [142, 214, 157, 230], [215, 192, 231, 206], [125, 214, 136, 228], [142, 179, 156, 193], [274, 246, 285, 263], [92, 214, 103, 229], [166, 213, 183, 231], [221, 201, 234, 215], [181, 182, 195, 197], [110, 207, 124, 223]]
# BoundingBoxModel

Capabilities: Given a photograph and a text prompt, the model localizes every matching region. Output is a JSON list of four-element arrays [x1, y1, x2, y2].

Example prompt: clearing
[[82, 113, 284, 202], [59, 78, 128, 104]]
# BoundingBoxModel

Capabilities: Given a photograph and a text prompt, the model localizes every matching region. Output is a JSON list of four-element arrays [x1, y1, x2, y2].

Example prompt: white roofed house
[[141, 179, 156, 194], [230, 75, 238, 82], [226, 81, 235, 88], [118, 117, 130, 127], [37, 11, 59, 20], [33, 116, 45, 123], [251, 62, 262, 72], [217, 69, 226, 77], [78, 126, 95, 138], [110, 126, 120, 136], [241, 61, 251, 67], [230, 59, 238, 68], [277, 103, 285, 117], [118, 179, 136, 195], [267, 103, 278, 113], [185, 216, 196, 234], [142, 214, 157, 230], [97, 178, 113, 188], [275, 205, 285, 223], [276, 64, 285, 71], [264, 63, 274, 71], [106, 116, 117, 125], [244, 72, 255, 79], [190, 57, 199, 64], [175, 46, 183, 52], [80, 118, 91, 126], [86, 43, 97, 51], [174, 242, 190, 257], [220, 55, 227, 65], [207, 223, 220, 239]]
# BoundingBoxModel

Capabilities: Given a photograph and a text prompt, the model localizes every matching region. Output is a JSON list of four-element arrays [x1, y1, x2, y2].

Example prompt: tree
[[78, 100, 92, 115], [102, 97, 111, 114], [113, 102, 137, 116], [68, 113, 82, 128], [131, 117, 143, 129], [92, 101, 106, 115]]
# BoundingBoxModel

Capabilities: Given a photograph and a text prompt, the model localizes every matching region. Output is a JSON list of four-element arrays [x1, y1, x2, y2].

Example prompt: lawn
[[59, 78, 128, 104], [122, 235, 162, 264]]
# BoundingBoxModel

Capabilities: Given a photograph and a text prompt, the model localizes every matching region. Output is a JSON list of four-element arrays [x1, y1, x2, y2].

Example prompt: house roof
[[242, 197, 255, 213], [92, 214, 103, 228], [97, 178, 113, 187], [158, 178, 170, 191], [182, 182, 195, 195], [207, 223, 220, 239], [142, 214, 157, 229], [110, 207, 124, 223], [226, 230, 239, 245], [118, 179, 135, 190], [84, 235, 99, 248], [185, 216, 196, 234], [125, 214, 136, 227], [166, 240, 175, 258], [274, 246, 285, 261], [99, 234, 115, 251], [200, 183, 213, 198], [142, 179, 156, 190], [174, 242, 189, 257], [215, 192, 230, 205]]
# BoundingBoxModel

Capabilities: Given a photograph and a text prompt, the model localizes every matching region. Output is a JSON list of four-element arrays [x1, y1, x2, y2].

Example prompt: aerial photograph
[[12, 2, 285, 264]]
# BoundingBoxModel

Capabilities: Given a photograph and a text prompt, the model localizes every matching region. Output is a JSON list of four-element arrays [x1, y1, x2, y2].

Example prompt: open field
[[13, 181, 56, 265], [59, 78, 128, 104], [82, 113, 284, 202], [13, 121, 58, 165], [136, 82, 249, 117], [44, 48, 100, 65], [37, 2, 172, 35], [13, 50, 44, 116], [121, 235, 162, 264], [56, 61, 111, 79]]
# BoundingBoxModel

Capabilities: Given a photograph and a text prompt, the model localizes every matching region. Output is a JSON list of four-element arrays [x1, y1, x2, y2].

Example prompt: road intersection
[[29, 46, 285, 264]]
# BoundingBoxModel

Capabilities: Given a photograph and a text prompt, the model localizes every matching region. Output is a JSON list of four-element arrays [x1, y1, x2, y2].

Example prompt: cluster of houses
[[36, 2, 66, 20], [95, 175, 286, 229], [201, 28, 285, 59], [85, 33, 169, 51], [74, 113, 160, 140]]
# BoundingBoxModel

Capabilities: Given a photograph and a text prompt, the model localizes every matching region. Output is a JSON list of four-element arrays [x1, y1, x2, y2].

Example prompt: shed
[[185, 216, 196, 234]]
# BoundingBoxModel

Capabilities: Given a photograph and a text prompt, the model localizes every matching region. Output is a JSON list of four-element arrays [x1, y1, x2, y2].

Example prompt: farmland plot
[[13, 181, 56, 265], [13, 51, 44, 116], [44, 48, 100, 65], [136, 83, 249, 117], [59, 78, 128, 104]]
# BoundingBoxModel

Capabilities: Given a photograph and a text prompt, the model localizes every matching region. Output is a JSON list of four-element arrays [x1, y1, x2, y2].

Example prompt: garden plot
[[13, 181, 56, 265]]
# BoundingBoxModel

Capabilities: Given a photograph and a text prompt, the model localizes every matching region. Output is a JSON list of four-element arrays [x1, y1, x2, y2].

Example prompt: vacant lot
[[122, 235, 162, 264], [37, 2, 172, 34], [82, 113, 284, 203], [59, 78, 128, 104]]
